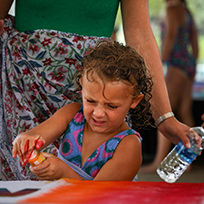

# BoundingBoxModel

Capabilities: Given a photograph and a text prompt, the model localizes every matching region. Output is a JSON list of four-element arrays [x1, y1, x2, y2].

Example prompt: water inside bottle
[[157, 127, 204, 183], [157, 138, 200, 183], [157, 148, 188, 183]]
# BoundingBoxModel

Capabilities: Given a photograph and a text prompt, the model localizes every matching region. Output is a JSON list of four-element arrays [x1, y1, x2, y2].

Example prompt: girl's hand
[[12, 133, 45, 166], [30, 153, 65, 180], [0, 19, 4, 35]]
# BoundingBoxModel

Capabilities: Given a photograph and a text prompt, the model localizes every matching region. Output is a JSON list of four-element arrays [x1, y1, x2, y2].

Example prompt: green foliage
[[149, 0, 165, 17], [198, 36, 204, 63]]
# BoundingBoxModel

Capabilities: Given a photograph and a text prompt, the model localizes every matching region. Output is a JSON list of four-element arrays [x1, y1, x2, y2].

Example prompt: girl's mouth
[[92, 118, 106, 126]]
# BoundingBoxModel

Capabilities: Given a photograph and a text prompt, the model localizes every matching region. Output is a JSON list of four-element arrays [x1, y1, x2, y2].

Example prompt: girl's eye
[[108, 104, 118, 109], [87, 99, 95, 103]]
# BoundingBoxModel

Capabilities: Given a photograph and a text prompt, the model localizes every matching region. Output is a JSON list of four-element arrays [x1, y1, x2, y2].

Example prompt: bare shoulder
[[166, 4, 179, 15], [120, 133, 141, 148], [166, 1, 184, 14], [166, 0, 182, 8], [166, 2, 186, 26], [116, 133, 142, 156], [113, 133, 142, 177]]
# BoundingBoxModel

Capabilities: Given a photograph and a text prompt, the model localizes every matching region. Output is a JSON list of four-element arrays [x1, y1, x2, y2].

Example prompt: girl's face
[[81, 72, 143, 135]]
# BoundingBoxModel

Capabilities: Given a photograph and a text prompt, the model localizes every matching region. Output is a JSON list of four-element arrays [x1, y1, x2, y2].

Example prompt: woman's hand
[[158, 117, 201, 148], [12, 133, 45, 166], [30, 153, 66, 180]]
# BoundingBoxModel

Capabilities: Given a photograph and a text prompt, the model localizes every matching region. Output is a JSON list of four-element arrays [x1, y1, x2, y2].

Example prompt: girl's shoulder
[[117, 130, 142, 152], [112, 130, 142, 172]]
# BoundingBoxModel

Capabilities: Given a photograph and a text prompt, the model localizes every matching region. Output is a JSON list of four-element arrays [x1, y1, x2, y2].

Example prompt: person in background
[[12, 41, 152, 181], [0, 0, 196, 180], [141, 0, 199, 173]]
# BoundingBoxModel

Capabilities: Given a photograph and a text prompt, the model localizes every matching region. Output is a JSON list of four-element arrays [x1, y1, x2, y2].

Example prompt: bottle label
[[175, 141, 199, 164], [35, 153, 46, 165], [29, 150, 46, 166]]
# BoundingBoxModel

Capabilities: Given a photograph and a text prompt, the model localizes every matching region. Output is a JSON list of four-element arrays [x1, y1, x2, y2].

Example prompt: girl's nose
[[93, 105, 105, 117]]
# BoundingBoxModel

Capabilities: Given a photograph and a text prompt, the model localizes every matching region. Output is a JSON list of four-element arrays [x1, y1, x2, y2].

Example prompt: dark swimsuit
[[161, 8, 196, 78]]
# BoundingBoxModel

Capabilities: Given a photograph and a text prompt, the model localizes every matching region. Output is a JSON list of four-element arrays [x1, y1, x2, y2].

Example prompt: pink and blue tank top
[[58, 106, 141, 180]]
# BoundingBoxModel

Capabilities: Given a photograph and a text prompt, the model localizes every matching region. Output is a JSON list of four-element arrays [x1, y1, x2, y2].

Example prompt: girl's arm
[[120, 0, 190, 147], [25, 103, 81, 147], [30, 134, 141, 181], [12, 103, 81, 164], [94, 135, 142, 181]]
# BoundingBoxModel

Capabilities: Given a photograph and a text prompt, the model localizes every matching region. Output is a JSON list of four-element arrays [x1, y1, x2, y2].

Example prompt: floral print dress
[[0, 16, 107, 180]]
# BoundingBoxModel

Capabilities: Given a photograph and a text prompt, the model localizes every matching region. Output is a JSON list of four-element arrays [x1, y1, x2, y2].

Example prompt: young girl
[[12, 41, 153, 181]]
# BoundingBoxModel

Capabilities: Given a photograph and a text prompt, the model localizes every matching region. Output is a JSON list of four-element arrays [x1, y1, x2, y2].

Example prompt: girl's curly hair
[[76, 40, 153, 129]]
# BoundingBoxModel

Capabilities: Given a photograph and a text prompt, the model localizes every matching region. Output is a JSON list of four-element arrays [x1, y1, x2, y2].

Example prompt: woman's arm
[[120, 0, 190, 147]]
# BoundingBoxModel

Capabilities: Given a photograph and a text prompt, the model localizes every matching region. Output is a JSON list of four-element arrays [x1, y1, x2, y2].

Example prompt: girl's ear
[[130, 94, 144, 109], [79, 77, 82, 86]]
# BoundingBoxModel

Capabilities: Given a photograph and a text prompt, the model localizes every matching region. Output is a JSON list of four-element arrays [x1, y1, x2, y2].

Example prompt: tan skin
[[121, 0, 192, 147], [161, 0, 198, 125], [13, 73, 143, 181], [160, 0, 199, 158], [0, 0, 197, 148], [140, 0, 200, 173]]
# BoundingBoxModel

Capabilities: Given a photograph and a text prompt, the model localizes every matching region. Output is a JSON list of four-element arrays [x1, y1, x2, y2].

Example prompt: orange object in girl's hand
[[28, 150, 46, 166]]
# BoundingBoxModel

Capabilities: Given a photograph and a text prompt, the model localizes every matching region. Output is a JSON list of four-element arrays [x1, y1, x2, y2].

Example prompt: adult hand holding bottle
[[157, 126, 204, 183]]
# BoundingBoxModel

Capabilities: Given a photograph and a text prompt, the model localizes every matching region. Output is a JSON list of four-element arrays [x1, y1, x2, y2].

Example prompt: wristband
[[155, 112, 174, 127]]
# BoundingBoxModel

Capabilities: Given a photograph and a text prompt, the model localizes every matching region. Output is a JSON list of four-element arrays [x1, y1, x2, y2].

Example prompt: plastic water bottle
[[156, 126, 204, 183]]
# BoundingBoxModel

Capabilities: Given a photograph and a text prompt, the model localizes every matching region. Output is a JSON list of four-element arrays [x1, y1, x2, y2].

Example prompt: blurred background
[[114, 0, 204, 99]]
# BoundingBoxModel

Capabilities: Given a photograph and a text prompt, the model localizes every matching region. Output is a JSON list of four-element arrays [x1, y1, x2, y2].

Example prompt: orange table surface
[[20, 179, 204, 204]]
